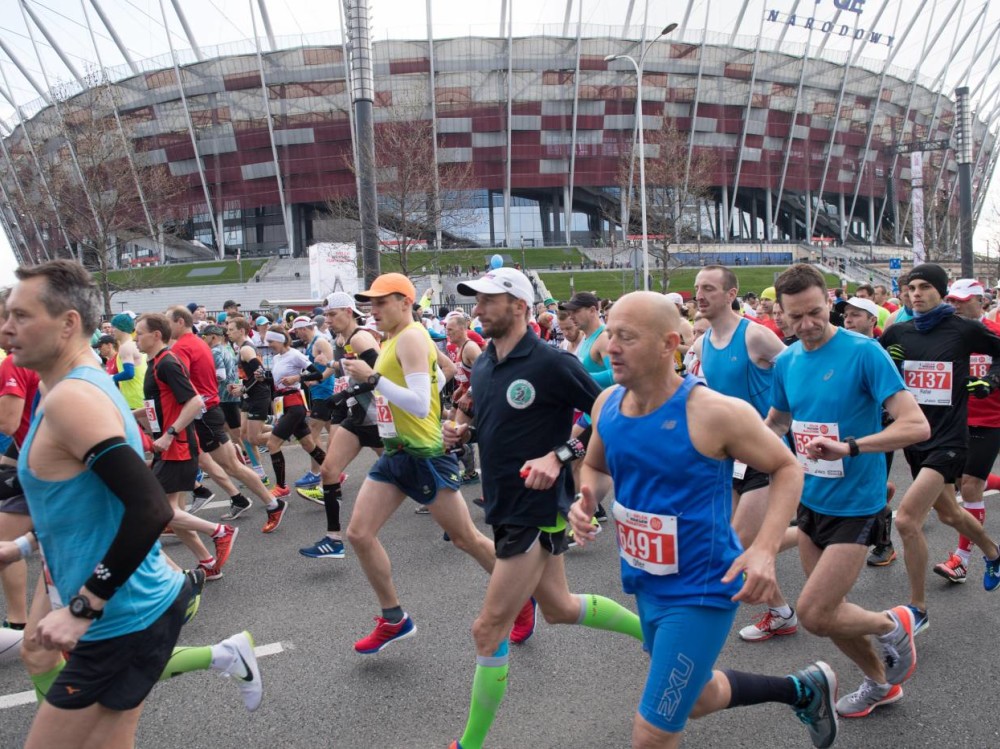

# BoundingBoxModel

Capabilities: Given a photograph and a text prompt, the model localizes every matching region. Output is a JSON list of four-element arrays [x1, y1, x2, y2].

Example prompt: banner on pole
[[910, 152, 925, 265], [309, 243, 359, 299]]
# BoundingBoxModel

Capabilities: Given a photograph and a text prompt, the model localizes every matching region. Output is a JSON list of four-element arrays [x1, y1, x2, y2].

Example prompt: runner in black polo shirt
[[445, 268, 643, 749], [879, 263, 1000, 634]]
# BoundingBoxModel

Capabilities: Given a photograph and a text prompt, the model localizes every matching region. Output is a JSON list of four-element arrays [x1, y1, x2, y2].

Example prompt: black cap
[[202, 324, 225, 337], [223, 299, 239, 309], [908, 263, 949, 298], [558, 291, 600, 311]]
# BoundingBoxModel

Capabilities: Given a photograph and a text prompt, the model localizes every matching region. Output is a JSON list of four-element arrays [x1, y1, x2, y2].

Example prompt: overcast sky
[[2, 0, 999, 284]]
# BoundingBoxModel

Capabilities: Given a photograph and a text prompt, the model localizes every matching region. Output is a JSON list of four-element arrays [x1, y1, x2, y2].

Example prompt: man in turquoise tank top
[[690, 265, 800, 644], [569, 291, 837, 749], [0, 261, 263, 747]]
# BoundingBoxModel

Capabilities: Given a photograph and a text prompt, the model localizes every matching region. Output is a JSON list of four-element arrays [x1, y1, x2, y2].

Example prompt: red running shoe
[[511, 597, 537, 645], [353, 614, 417, 654], [213, 525, 238, 570]]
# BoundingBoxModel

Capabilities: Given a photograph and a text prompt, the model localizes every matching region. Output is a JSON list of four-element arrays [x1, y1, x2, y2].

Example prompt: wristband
[[13, 534, 32, 559], [842, 437, 860, 458]]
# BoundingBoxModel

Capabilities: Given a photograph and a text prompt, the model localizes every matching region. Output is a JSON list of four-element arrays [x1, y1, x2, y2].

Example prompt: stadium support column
[[720, 184, 729, 242], [765, 189, 772, 242], [838, 192, 846, 244], [956, 86, 974, 278], [805, 189, 812, 245], [344, 0, 380, 287]]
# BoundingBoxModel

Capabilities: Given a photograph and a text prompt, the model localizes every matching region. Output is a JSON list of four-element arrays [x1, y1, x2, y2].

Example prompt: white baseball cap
[[947, 278, 985, 301], [457, 267, 534, 306], [664, 292, 684, 306], [845, 297, 879, 318], [291, 315, 314, 330], [323, 291, 363, 316]]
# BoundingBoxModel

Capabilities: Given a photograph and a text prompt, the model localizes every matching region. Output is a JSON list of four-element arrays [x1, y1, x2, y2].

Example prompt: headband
[[265, 331, 287, 344]]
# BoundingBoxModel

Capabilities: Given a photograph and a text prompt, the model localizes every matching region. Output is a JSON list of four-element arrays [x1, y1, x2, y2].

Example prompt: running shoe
[[188, 486, 215, 514], [195, 468, 205, 484], [160, 525, 176, 537], [414, 504, 431, 514], [905, 605, 929, 635], [339, 472, 348, 484], [217, 631, 263, 712], [932, 553, 968, 583], [296, 486, 325, 505], [182, 568, 207, 624], [200, 561, 224, 581], [879, 606, 916, 685], [791, 660, 838, 748], [299, 536, 346, 559], [738, 608, 798, 642], [354, 614, 417, 654], [222, 496, 252, 520], [836, 678, 902, 718], [448, 743, 463, 749], [262, 498, 288, 533], [460, 470, 480, 485], [294, 471, 321, 488], [984, 553, 1000, 592], [510, 597, 537, 645], [866, 544, 896, 567], [566, 519, 602, 548], [472, 497, 485, 509], [594, 503, 608, 523], [270, 484, 291, 499], [213, 525, 239, 570]]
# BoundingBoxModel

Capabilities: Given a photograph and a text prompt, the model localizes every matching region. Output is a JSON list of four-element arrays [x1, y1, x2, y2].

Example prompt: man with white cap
[[843, 296, 898, 568], [665, 292, 694, 358], [932, 279, 1000, 584], [340, 273, 520, 656], [288, 315, 338, 489], [446, 268, 642, 749]]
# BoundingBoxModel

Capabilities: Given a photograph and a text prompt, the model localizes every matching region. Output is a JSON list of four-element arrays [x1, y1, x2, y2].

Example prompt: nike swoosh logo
[[238, 652, 255, 682]]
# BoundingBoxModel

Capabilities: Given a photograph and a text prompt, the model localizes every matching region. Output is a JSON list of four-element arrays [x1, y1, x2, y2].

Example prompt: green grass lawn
[[378, 247, 585, 273], [102, 259, 269, 289], [538, 267, 845, 301]]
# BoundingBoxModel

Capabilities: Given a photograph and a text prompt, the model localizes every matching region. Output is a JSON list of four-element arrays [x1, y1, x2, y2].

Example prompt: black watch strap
[[843, 437, 860, 457], [69, 594, 103, 620]]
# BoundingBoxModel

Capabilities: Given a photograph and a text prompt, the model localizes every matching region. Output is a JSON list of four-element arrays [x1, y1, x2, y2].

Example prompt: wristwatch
[[367, 373, 382, 388], [842, 437, 860, 457], [68, 594, 103, 620], [554, 442, 575, 465], [166, 425, 179, 436]]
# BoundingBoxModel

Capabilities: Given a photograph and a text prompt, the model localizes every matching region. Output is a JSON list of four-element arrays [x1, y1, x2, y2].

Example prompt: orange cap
[[355, 272, 416, 302]]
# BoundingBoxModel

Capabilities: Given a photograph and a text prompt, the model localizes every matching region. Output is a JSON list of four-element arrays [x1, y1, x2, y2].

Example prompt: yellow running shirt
[[115, 351, 148, 410], [373, 322, 443, 457]]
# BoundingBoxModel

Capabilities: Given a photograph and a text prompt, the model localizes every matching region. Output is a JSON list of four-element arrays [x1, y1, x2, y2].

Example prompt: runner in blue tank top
[[0, 261, 264, 747], [691, 265, 800, 644], [568, 291, 837, 749], [765, 264, 928, 720], [291, 316, 338, 488]]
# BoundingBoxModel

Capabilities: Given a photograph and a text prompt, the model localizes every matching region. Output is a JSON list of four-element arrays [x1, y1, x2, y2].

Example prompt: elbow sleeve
[[112, 362, 135, 383]]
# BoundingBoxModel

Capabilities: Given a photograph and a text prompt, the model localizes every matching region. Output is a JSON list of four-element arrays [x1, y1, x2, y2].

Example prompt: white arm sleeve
[[375, 372, 432, 418]]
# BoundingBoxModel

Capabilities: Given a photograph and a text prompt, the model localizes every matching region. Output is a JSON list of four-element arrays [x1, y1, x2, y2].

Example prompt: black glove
[[966, 374, 999, 399], [328, 380, 376, 409]]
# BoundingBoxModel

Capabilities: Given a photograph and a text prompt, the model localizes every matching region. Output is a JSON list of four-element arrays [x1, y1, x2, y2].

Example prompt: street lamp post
[[606, 23, 677, 292]]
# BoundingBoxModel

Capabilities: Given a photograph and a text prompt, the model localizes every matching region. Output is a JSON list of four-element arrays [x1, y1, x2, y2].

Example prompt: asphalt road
[[1, 446, 999, 749]]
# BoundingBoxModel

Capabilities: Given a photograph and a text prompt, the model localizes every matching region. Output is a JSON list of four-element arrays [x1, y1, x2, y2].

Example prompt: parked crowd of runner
[[0, 257, 999, 748]]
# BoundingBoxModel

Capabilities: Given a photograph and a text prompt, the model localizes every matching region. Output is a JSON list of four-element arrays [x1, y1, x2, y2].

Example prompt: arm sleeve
[[359, 348, 380, 368], [376, 372, 431, 418], [300, 363, 325, 382], [590, 357, 615, 388], [82, 438, 174, 600], [112, 362, 136, 383]]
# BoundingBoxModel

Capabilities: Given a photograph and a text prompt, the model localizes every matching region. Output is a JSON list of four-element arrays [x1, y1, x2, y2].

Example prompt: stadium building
[[0, 0, 997, 268]]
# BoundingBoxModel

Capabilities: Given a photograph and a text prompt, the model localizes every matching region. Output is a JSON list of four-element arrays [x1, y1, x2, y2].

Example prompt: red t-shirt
[[882, 302, 899, 313], [749, 315, 783, 339], [969, 318, 1000, 428], [170, 331, 220, 409], [0, 355, 40, 447], [147, 349, 199, 462]]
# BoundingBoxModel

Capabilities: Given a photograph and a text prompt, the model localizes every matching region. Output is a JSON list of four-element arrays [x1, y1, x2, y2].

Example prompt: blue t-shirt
[[771, 329, 905, 517]]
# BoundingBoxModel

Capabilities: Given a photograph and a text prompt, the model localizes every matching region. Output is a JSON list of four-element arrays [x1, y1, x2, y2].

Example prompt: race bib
[[333, 376, 350, 394], [970, 354, 992, 379], [39, 545, 63, 609], [903, 360, 953, 406], [612, 502, 678, 576], [791, 420, 844, 478], [733, 461, 748, 480], [272, 396, 285, 418], [195, 394, 207, 420], [374, 394, 397, 439], [143, 399, 161, 434]]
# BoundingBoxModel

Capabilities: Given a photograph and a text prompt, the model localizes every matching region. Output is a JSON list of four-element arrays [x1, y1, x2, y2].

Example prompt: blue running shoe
[[299, 537, 346, 559], [195, 468, 204, 484], [905, 605, 929, 635], [354, 613, 417, 654], [294, 471, 321, 488], [791, 661, 838, 748], [984, 553, 1000, 591]]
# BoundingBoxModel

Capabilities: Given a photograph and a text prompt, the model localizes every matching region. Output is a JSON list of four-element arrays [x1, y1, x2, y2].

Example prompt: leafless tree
[[323, 102, 477, 275], [2, 85, 184, 315]]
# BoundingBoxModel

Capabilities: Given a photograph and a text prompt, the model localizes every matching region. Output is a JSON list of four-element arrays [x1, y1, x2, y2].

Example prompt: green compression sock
[[31, 660, 66, 703], [458, 641, 510, 749], [576, 594, 644, 642], [159, 646, 212, 681]]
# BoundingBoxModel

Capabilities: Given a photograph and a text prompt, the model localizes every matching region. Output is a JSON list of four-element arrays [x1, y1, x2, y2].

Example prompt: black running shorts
[[152, 455, 199, 494], [220, 401, 242, 430], [903, 446, 966, 484], [964, 427, 1000, 481], [46, 576, 189, 711], [193, 406, 230, 453], [732, 465, 770, 496], [493, 523, 570, 558], [796, 505, 885, 550]]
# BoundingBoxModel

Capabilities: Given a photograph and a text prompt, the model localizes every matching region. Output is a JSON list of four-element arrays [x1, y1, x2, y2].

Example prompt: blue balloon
[[490, 254, 503, 269]]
